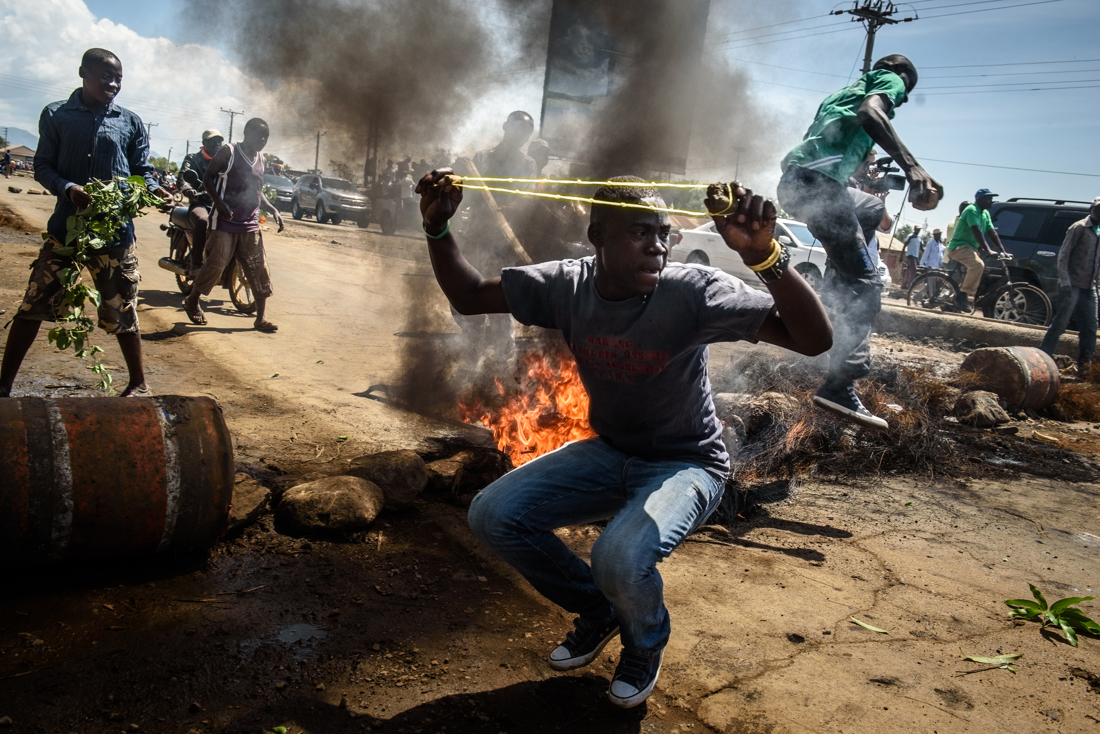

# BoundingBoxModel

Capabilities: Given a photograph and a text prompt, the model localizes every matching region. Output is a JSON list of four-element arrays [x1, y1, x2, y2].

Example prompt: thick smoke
[[183, 0, 801, 417], [181, 0, 526, 156]]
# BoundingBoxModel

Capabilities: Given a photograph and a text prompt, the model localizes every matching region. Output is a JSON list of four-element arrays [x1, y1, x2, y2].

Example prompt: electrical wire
[[921, 157, 1100, 178], [920, 0, 1067, 19]]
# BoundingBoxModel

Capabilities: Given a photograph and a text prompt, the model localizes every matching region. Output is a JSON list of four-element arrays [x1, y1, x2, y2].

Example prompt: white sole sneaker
[[608, 649, 663, 709], [812, 394, 889, 430], [547, 623, 620, 672]]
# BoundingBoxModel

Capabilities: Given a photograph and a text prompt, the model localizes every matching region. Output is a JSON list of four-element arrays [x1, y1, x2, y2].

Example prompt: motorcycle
[[157, 201, 257, 314]]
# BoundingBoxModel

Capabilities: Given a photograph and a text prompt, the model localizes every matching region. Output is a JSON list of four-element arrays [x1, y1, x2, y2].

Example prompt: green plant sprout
[[1005, 583, 1100, 647], [46, 175, 162, 392]]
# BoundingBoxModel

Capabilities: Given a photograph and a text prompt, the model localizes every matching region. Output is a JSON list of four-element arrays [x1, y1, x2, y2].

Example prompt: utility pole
[[314, 131, 326, 174], [220, 108, 244, 143], [831, 1, 915, 74], [184, 140, 190, 159], [144, 121, 158, 149], [166, 147, 173, 171]]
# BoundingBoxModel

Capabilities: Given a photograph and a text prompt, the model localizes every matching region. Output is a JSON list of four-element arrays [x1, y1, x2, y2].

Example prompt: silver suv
[[291, 174, 371, 227]]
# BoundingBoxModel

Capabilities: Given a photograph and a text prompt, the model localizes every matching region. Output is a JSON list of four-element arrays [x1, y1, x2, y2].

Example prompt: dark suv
[[988, 197, 1092, 299]]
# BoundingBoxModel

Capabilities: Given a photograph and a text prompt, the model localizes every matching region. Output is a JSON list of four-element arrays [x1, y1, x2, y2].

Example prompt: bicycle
[[906, 252, 1052, 326]]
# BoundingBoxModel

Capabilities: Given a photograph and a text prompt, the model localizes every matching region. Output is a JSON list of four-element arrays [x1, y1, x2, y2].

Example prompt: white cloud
[[0, 0, 289, 165]]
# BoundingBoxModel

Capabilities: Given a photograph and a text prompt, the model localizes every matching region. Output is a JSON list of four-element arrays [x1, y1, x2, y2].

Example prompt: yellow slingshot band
[[440, 176, 737, 218]]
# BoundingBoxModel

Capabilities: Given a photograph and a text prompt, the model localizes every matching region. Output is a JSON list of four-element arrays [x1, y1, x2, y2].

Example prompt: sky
[[0, 0, 1097, 234]]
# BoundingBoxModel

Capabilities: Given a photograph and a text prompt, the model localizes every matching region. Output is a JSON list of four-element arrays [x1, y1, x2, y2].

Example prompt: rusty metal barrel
[[960, 346, 1060, 411], [0, 396, 234, 567]]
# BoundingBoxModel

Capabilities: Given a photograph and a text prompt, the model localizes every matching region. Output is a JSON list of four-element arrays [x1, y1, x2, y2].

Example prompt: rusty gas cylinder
[[0, 396, 234, 567], [959, 346, 1060, 411]]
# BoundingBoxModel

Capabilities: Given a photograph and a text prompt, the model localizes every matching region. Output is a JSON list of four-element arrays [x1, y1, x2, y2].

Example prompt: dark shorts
[[17, 240, 141, 334]]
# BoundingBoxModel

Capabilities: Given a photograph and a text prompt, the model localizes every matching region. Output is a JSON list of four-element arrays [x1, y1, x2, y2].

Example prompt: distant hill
[[2, 127, 38, 150]]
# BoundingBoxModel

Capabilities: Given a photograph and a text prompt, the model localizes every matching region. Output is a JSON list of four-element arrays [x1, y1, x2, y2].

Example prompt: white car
[[670, 218, 891, 292]]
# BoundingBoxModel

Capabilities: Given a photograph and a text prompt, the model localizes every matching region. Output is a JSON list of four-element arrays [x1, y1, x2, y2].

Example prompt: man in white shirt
[[902, 225, 922, 288], [920, 228, 945, 269]]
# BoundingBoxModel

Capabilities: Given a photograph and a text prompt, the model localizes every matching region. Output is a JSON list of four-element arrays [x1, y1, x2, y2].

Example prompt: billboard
[[539, 0, 711, 175]]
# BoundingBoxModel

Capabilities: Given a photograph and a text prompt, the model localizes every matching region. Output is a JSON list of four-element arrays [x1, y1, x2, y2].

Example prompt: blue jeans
[[1039, 285, 1098, 362], [468, 438, 725, 656]]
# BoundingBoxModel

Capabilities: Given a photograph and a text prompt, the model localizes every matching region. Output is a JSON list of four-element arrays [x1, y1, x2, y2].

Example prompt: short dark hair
[[506, 110, 534, 126], [592, 176, 660, 210], [873, 54, 918, 90], [81, 48, 119, 70], [243, 118, 269, 135], [959, 200, 970, 213]]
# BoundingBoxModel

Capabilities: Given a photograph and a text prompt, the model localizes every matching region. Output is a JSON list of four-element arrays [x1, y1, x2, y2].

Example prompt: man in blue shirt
[[0, 48, 165, 398]]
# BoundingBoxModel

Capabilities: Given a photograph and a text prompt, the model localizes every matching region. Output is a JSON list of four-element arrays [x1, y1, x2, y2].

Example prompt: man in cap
[[945, 189, 1007, 313], [778, 53, 942, 430], [921, 227, 946, 269], [1039, 196, 1100, 378], [177, 129, 225, 275]]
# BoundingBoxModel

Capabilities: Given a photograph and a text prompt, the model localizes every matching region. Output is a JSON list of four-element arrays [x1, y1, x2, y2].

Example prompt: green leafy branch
[[261, 184, 278, 216], [46, 175, 162, 391], [1005, 583, 1100, 647]]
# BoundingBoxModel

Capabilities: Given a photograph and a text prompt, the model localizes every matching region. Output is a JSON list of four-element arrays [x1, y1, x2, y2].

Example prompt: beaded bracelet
[[747, 239, 783, 272], [423, 219, 451, 240]]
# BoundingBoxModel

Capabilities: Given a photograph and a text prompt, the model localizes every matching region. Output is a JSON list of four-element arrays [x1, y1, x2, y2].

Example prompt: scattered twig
[[216, 585, 268, 596], [174, 598, 233, 604], [900, 694, 970, 722]]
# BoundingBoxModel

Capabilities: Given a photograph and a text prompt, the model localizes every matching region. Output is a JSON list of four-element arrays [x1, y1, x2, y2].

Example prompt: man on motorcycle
[[177, 129, 224, 275]]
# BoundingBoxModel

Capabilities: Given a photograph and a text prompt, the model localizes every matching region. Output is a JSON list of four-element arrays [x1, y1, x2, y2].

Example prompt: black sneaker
[[547, 617, 620, 671], [812, 381, 888, 430], [608, 649, 664, 708], [956, 293, 971, 313]]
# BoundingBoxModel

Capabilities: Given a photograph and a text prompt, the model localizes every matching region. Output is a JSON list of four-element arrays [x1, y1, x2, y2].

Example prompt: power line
[[718, 25, 862, 51], [921, 157, 1100, 178], [922, 57, 1100, 70], [920, 0, 1067, 19], [707, 14, 829, 41], [924, 68, 1100, 79], [920, 78, 1100, 89], [922, 83, 1100, 95], [710, 20, 852, 48]]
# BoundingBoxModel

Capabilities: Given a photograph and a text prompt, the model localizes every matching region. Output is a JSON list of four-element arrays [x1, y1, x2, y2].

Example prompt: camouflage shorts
[[17, 240, 141, 334]]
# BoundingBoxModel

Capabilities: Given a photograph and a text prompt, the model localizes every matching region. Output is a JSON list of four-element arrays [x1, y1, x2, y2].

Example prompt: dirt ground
[[1, 180, 1099, 734]]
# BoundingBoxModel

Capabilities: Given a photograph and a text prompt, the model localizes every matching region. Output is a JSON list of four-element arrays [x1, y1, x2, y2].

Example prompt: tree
[[329, 159, 355, 183], [148, 156, 178, 175], [0, 136, 8, 149], [896, 224, 913, 242]]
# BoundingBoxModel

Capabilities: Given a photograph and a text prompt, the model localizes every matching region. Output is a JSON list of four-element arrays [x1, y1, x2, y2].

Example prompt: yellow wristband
[[747, 239, 783, 272]]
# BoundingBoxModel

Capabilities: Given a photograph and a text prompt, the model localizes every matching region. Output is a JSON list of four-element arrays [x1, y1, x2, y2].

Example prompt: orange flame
[[457, 348, 596, 466]]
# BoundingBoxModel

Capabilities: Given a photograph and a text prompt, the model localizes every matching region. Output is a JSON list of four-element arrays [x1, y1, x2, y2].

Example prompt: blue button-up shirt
[[34, 89, 159, 247]]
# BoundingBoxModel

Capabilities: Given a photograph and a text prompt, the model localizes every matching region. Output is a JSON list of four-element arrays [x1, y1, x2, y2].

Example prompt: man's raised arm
[[416, 169, 510, 315], [857, 94, 940, 204]]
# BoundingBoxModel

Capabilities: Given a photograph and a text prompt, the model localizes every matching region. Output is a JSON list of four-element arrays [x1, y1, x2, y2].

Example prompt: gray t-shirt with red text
[[501, 258, 775, 477]]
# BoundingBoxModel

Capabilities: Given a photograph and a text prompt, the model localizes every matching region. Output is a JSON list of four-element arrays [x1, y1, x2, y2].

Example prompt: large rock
[[227, 473, 270, 534], [953, 390, 1010, 427], [277, 476, 384, 533], [346, 450, 429, 509], [425, 448, 512, 494]]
